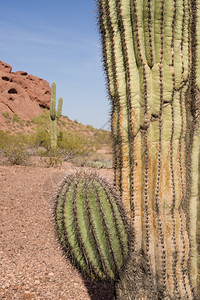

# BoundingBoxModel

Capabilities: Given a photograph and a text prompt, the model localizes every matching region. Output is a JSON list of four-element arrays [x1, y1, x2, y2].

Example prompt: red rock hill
[[0, 60, 50, 129]]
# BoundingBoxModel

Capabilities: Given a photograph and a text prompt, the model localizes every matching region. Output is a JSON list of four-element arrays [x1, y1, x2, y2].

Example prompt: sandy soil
[[0, 161, 115, 300]]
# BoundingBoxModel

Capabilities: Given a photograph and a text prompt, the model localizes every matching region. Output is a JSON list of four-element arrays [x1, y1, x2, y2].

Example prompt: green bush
[[0, 131, 29, 165], [39, 148, 62, 168], [93, 129, 112, 147], [58, 130, 95, 156], [12, 114, 24, 125], [33, 126, 50, 149], [32, 110, 49, 126], [2, 111, 11, 119]]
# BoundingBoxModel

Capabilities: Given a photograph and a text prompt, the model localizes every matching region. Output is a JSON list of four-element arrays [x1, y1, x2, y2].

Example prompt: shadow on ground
[[84, 280, 115, 300]]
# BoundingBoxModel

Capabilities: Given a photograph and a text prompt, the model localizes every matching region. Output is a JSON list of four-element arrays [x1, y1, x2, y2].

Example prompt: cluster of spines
[[55, 172, 129, 281]]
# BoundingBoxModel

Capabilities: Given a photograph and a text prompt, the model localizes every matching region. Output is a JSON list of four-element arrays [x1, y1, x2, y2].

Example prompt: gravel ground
[[0, 162, 115, 300]]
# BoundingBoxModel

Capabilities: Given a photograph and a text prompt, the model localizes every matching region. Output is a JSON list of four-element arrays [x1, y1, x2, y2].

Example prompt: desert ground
[[0, 160, 115, 300]]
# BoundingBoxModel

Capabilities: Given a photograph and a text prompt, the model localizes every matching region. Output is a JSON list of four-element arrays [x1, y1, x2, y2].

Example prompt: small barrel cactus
[[55, 172, 129, 281]]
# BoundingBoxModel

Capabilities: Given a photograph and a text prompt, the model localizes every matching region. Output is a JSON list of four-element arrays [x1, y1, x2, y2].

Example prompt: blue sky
[[0, 0, 110, 129]]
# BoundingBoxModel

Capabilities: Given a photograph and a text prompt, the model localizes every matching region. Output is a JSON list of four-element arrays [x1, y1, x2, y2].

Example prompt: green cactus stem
[[98, 0, 200, 298], [55, 172, 129, 281], [50, 82, 63, 148]]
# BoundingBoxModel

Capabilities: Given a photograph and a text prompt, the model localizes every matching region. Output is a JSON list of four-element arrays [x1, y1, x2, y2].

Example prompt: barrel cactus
[[55, 172, 129, 281], [50, 82, 63, 148], [97, 0, 200, 299]]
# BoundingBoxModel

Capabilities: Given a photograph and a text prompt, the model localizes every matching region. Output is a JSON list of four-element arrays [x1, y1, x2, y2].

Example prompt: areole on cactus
[[50, 82, 63, 148], [97, 0, 200, 299]]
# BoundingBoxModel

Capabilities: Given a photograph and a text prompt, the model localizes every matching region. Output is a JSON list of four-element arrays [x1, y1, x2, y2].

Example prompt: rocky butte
[[0, 60, 51, 129]]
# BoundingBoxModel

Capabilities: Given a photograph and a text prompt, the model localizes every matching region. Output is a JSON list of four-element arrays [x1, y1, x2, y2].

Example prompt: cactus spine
[[55, 172, 129, 281], [50, 82, 63, 148], [98, 0, 200, 298]]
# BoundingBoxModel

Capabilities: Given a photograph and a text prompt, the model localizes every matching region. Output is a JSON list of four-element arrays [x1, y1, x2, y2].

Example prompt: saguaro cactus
[[55, 172, 129, 280], [98, 0, 200, 299], [50, 82, 63, 148]]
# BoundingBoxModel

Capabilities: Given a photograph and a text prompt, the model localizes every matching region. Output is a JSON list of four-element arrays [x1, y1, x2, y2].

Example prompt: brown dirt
[[0, 161, 115, 300]]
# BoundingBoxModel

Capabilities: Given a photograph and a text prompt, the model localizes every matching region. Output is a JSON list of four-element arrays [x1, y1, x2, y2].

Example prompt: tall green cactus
[[98, 0, 200, 298], [55, 172, 129, 281], [50, 82, 63, 148]]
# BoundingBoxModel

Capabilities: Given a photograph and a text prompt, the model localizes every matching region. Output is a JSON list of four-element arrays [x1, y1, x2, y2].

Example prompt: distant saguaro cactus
[[98, 0, 200, 299], [50, 82, 63, 148]]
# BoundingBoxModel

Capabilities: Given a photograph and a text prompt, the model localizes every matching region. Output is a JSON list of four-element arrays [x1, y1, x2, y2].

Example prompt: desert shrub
[[86, 124, 95, 131], [25, 120, 32, 126], [39, 148, 62, 168], [12, 114, 24, 125], [33, 126, 50, 149], [58, 130, 95, 156], [85, 159, 113, 169], [93, 129, 112, 148], [32, 109, 49, 126], [2, 111, 11, 119], [72, 152, 112, 169], [0, 131, 29, 165], [57, 118, 66, 126], [32, 111, 51, 149]]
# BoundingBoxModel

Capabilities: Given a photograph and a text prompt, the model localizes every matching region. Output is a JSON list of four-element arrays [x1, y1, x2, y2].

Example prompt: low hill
[[0, 60, 112, 168]]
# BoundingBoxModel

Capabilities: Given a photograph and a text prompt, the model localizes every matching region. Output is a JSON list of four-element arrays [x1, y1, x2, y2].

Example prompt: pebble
[[24, 291, 30, 294], [2, 282, 10, 289], [35, 280, 40, 284]]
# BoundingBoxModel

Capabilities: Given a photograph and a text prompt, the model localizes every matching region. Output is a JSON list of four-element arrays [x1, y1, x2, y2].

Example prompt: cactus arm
[[104, 0, 132, 213], [56, 97, 63, 118], [50, 82, 56, 120], [99, 1, 121, 194]]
